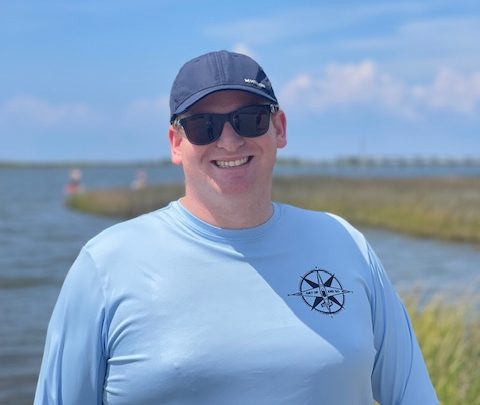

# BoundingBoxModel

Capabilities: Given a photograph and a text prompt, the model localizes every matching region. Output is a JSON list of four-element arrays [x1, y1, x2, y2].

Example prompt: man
[[35, 50, 438, 404]]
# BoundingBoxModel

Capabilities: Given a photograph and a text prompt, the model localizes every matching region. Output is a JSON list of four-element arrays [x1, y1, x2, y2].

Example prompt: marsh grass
[[67, 176, 480, 245], [67, 184, 183, 218], [272, 176, 480, 245], [403, 293, 480, 404]]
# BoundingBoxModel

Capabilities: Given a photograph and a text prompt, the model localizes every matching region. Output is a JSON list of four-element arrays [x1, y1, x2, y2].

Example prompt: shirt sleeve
[[368, 243, 439, 404], [34, 248, 107, 405]]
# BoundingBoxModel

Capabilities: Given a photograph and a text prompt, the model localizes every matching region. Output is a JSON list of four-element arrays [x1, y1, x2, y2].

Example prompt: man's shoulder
[[84, 204, 176, 255], [278, 202, 353, 229], [278, 202, 330, 221], [277, 202, 368, 255]]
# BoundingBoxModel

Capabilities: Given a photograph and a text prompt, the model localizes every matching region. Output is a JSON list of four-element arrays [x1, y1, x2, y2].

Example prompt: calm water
[[1, 165, 479, 404]]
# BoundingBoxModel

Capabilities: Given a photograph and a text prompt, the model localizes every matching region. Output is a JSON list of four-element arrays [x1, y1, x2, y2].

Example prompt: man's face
[[169, 90, 287, 208]]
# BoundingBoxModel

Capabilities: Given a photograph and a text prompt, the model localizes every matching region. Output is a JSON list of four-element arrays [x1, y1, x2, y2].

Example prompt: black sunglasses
[[173, 104, 279, 146]]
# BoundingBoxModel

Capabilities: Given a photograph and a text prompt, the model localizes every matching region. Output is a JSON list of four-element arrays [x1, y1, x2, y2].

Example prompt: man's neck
[[179, 193, 274, 229]]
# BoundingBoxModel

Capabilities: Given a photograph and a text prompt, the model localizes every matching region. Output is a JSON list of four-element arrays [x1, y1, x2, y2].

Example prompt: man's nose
[[215, 121, 245, 151]]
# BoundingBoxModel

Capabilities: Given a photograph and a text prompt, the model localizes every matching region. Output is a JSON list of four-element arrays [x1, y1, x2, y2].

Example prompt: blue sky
[[1, 0, 479, 162]]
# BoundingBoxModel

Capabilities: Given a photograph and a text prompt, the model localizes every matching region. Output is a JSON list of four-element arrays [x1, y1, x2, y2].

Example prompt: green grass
[[404, 294, 480, 404], [272, 176, 480, 245], [66, 175, 480, 245], [66, 183, 183, 218]]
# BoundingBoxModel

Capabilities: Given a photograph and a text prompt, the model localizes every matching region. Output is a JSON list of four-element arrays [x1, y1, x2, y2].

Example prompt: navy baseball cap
[[169, 50, 278, 122]]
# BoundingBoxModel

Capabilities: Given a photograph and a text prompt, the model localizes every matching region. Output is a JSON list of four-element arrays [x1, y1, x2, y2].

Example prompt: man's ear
[[272, 109, 287, 149], [168, 126, 183, 165]]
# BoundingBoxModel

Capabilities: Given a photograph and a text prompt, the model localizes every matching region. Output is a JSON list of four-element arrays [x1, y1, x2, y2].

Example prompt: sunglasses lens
[[179, 105, 275, 145], [233, 106, 270, 137], [181, 114, 223, 145]]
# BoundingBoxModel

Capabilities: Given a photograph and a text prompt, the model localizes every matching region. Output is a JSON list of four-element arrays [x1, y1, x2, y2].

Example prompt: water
[[1, 165, 479, 404]]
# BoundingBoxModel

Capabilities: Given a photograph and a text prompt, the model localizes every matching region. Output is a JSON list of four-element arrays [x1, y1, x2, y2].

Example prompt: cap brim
[[171, 84, 278, 120]]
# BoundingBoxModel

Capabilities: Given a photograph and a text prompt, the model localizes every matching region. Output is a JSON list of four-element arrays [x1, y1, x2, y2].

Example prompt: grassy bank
[[66, 176, 480, 245], [405, 295, 480, 403], [67, 183, 184, 218], [273, 176, 480, 245]]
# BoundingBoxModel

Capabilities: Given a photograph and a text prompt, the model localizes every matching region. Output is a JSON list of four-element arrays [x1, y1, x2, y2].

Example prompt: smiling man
[[169, 88, 286, 228], [35, 50, 438, 404]]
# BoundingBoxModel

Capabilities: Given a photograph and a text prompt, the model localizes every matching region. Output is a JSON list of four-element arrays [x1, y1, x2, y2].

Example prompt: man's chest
[[102, 247, 375, 404]]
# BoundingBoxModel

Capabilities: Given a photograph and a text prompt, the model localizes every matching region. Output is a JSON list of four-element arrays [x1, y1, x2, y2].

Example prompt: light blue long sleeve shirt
[[35, 201, 438, 404]]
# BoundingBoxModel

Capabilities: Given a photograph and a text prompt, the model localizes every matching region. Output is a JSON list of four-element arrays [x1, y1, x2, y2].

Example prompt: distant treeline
[[2, 156, 480, 169], [0, 159, 173, 169], [277, 156, 480, 167]]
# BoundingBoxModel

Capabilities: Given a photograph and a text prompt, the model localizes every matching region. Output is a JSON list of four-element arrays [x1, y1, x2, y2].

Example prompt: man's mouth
[[213, 156, 252, 168]]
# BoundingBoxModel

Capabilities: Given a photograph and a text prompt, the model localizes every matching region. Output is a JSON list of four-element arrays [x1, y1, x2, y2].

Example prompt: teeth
[[215, 157, 249, 168]]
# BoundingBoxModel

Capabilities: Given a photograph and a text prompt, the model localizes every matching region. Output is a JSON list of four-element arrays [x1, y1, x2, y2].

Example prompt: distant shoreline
[[0, 159, 173, 169], [2, 156, 480, 169]]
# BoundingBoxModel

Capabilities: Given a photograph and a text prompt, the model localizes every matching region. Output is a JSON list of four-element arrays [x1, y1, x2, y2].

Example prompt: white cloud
[[399, 16, 480, 47], [340, 16, 480, 51], [121, 96, 169, 127], [280, 60, 406, 110], [413, 69, 480, 113], [0, 95, 100, 127], [204, 3, 428, 45], [233, 42, 255, 58], [280, 61, 480, 117], [336, 16, 480, 78], [0, 95, 171, 135]]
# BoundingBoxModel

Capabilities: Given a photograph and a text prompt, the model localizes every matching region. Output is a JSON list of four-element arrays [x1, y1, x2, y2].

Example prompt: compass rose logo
[[289, 268, 352, 316]]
